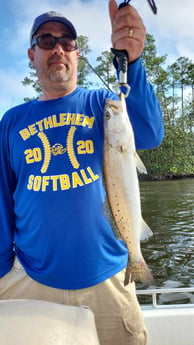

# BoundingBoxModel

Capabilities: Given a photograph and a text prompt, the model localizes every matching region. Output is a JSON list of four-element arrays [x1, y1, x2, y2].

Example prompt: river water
[[137, 178, 194, 304]]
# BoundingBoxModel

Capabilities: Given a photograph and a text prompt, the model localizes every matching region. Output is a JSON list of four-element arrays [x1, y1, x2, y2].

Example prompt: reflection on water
[[137, 178, 194, 298]]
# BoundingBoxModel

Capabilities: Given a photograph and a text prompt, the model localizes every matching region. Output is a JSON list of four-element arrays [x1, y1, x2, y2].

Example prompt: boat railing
[[136, 287, 194, 309]]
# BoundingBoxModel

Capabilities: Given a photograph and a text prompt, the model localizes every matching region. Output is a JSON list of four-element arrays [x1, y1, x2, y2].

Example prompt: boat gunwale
[[136, 287, 194, 309]]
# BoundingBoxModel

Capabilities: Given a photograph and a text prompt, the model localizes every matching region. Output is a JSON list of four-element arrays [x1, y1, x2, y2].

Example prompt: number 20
[[77, 140, 94, 154], [24, 148, 42, 164]]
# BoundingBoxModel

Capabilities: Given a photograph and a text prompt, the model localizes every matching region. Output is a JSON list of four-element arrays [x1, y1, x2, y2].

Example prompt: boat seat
[[0, 299, 100, 345], [143, 307, 194, 345]]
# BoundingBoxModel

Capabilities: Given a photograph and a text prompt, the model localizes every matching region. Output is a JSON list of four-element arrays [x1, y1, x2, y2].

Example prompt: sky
[[0, 0, 194, 117]]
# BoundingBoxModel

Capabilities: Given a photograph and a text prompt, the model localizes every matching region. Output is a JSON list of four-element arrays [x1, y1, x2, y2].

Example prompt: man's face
[[28, 21, 79, 96]]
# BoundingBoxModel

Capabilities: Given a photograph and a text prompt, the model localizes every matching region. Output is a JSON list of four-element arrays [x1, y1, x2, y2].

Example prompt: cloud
[[135, 0, 194, 63], [0, 68, 36, 117]]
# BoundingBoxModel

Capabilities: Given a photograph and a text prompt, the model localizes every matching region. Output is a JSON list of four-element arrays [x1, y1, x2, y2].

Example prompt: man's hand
[[109, 0, 146, 63]]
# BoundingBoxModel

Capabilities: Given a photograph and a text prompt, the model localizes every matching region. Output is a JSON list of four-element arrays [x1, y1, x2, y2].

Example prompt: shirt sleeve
[[114, 57, 164, 150], [0, 116, 15, 277]]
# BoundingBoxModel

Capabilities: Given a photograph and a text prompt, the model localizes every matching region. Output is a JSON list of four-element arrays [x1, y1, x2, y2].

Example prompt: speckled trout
[[104, 93, 154, 286]]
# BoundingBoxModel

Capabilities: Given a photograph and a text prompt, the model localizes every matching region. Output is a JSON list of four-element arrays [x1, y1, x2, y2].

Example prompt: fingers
[[109, 0, 146, 63]]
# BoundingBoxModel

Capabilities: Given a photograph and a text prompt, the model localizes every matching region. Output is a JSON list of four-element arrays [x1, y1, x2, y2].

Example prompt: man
[[0, 1, 163, 344]]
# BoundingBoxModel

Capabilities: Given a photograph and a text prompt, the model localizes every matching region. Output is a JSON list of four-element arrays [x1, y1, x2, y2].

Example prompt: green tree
[[22, 63, 42, 101], [77, 35, 92, 87], [141, 34, 167, 86], [141, 34, 173, 122], [140, 35, 194, 179], [94, 50, 117, 91]]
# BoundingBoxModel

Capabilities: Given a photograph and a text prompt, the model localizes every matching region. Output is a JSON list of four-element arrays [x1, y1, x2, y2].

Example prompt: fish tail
[[124, 259, 154, 287]]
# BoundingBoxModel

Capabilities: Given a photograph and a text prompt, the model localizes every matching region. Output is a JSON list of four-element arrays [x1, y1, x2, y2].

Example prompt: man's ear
[[77, 50, 81, 59], [28, 48, 35, 66]]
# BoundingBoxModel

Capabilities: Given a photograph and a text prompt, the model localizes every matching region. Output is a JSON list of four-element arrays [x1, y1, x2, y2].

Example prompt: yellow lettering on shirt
[[59, 174, 71, 190], [19, 113, 95, 141], [19, 128, 31, 141], [26, 167, 99, 192]]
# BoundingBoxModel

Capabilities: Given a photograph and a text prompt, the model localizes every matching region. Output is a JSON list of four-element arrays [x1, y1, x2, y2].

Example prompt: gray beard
[[48, 70, 70, 83]]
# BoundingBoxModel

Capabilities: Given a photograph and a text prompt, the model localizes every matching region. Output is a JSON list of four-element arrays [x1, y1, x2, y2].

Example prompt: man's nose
[[52, 42, 65, 55]]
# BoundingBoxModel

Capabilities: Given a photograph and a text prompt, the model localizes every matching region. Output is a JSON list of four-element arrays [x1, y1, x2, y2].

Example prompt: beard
[[40, 63, 74, 92], [48, 68, 71, 83], [35, 54, 78, 95], [48, 59, 71, 84]]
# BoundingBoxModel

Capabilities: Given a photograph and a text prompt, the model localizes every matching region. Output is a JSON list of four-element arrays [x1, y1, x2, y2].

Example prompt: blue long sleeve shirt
[[0, 58, 164, 289]]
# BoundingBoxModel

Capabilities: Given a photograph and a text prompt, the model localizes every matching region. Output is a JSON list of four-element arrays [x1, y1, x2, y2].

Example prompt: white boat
[[137, 287, 194, 345], [0, 287, 193, 345]]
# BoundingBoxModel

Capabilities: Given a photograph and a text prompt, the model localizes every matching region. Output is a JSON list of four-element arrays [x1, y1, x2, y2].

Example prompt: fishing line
[[79, 56, 113, 92], [119, 0, 157, 14]]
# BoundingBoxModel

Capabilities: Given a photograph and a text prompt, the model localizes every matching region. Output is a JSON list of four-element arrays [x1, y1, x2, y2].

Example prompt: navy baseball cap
[[30, 11, 77, 45]]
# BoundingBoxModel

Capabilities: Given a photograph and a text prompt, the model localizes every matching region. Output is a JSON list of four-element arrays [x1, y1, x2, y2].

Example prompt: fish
[[103, 93, 154, 286]]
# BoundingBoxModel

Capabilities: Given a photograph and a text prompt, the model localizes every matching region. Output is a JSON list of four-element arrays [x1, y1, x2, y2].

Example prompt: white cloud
[[0, 68, 36, 117], [11, 0, 111, 55], [135, 0, 194, 63]]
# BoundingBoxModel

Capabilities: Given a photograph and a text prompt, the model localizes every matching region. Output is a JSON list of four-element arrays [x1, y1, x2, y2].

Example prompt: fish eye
[[105, 111, 111, 120]]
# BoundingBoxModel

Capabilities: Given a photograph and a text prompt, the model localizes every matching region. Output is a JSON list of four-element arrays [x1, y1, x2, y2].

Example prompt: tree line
[[23, 34, 194, 179]]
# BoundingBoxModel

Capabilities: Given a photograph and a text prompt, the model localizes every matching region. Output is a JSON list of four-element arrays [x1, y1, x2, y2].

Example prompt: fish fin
[[121, 145, 127, 153], [124, 259, 154, 287], [140, 219, 153, 241], [134, 151, 147, 174]]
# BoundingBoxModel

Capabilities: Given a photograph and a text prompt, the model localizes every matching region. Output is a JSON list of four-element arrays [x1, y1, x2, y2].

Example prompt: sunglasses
[[31, 34, 78, 52]]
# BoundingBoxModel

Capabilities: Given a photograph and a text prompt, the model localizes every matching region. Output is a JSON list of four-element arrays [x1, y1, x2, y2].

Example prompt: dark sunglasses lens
[[59, 38, 77, 51], [38, 35, 56, 50]]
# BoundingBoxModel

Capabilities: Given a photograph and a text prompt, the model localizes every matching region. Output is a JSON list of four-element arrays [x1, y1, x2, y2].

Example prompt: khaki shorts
[[0, 258, 147, 345]]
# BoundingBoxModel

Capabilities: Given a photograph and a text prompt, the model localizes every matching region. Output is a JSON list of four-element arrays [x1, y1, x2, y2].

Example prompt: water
[[137, 178, 194, 304]]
